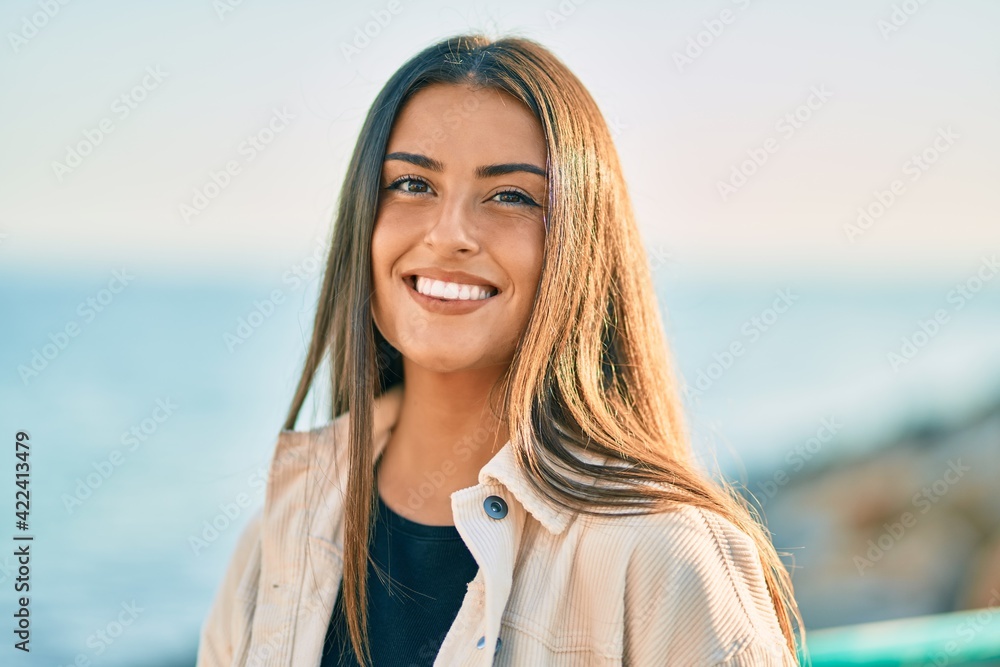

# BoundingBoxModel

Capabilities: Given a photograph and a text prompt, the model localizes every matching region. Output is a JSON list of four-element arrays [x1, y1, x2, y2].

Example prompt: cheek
[[505, 229, 546, 323], [369, 218, 400, 326], [370, 207, 416, 271], [520, 225, 546, 287]]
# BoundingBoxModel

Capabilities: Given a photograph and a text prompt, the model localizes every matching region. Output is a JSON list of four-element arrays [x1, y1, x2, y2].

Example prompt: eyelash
[[384, 174, 539, 208]]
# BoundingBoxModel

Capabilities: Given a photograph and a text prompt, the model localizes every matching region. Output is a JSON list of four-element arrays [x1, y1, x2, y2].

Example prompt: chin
[[401, 344, 503, 375], [408, 353, 483, 374]]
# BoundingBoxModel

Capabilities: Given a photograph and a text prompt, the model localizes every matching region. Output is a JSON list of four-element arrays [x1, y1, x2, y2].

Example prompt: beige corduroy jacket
[[196, 384, 797, 666]]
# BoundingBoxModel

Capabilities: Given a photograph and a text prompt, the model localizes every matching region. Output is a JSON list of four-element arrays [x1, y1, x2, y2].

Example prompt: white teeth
[[413, 276, 496, 301]]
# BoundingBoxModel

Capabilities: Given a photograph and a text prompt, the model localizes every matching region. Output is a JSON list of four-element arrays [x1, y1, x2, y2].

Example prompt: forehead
[[386, 83, 546, 164]]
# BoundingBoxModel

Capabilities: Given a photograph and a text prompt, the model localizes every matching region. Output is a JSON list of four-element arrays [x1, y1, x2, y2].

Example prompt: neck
[[375, 358, 510, 524], [392, 358, 510, 475]]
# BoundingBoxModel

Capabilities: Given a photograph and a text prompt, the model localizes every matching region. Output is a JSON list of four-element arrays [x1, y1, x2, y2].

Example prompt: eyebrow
[[384, 152, 546, 178]]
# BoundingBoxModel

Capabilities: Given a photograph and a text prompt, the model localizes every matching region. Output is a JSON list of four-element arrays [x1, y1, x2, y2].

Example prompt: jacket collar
[[276, 383, 590, 536]]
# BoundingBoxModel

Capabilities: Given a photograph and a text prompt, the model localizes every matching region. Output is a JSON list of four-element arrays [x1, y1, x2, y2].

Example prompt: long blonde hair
[[283, 33, 803, 666]]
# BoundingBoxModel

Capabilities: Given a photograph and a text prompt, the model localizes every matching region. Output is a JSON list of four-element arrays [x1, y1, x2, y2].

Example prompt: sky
[[0, 0, 997, 283]]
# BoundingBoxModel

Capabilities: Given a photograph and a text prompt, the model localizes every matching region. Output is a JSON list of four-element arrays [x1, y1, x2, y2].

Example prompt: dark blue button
[[484, 495, 508, 519]]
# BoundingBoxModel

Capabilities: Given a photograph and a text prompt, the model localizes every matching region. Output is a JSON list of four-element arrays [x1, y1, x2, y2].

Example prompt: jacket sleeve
[[196, 506, 264, 667], [622, 505, 798, 666]]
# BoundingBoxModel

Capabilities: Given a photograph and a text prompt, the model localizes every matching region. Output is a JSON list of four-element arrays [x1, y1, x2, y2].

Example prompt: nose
[[423, 190, 479, 255]]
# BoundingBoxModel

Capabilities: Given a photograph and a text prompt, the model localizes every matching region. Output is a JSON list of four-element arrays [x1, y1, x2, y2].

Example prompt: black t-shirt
[[321, 482, 480, 666]]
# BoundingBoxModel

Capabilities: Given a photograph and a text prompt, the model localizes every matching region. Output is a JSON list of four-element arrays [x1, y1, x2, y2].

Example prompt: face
[[370, 83, 547, 375]]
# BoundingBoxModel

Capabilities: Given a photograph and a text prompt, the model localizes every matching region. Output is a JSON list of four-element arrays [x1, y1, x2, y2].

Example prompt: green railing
[[801, 607, 1000, 666]]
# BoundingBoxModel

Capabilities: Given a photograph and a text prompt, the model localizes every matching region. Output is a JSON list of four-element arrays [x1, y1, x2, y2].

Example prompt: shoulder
[[270, 415, 347, 481], [623, 504, 776, 617], [580, 504, 793, 665], [580, 503, 767, 598], [271, 386, 403, 478]]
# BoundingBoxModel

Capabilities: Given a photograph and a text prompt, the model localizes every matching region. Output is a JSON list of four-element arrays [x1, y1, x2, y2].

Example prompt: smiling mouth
[[406, 275, 499, 301]]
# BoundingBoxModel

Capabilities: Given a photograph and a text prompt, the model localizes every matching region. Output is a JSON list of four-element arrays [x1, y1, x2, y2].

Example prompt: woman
[[198, 34, 803, 666]]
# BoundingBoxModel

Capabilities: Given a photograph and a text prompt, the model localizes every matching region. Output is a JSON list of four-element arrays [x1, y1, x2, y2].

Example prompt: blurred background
[[1, 0, 998, 664]]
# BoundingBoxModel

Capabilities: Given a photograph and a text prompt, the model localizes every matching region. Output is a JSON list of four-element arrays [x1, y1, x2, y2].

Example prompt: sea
[[1, 265, 998, 666]]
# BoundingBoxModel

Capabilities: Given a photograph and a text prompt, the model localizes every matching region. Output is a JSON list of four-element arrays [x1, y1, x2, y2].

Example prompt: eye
[[385, 175, 432, 195], [492, 189, 539, 208]]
